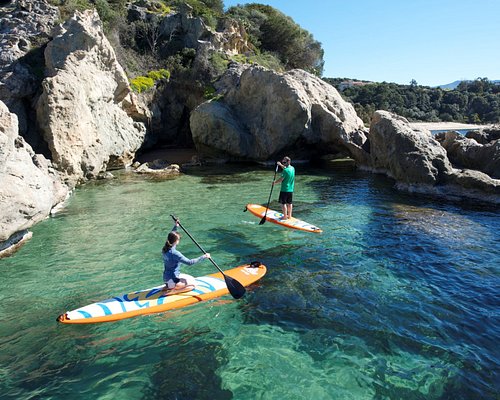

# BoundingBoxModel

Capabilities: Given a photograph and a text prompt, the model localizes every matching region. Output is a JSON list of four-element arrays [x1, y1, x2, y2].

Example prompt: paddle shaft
[[170, 215, 224, 275], [169, 215, 246, 299], [261, 164, 279, 224]]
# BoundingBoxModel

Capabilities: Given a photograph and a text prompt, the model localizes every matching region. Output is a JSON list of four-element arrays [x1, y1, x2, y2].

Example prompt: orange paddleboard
[[57, 263, 266, 324], [246, 204, 322, 233]]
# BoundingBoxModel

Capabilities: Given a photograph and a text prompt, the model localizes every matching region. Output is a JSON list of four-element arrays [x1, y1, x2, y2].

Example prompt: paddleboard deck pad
[[57, 263, 266, 324], [245, 204, 322, 233]]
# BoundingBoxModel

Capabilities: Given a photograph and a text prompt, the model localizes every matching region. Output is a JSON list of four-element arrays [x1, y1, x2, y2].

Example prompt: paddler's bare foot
[[162, 285, 195, 295]]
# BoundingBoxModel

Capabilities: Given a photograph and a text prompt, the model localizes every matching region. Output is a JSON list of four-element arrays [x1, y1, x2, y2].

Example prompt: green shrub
[[229, 52, 284, 72], [163, 0, 223, 28], [146, 2, 171, 15], [210, 52, 229, 75], [147, 69, 170, 80], [48, 0, 93, 21], [130, 68, 171, 93], [130, 76, 155, 93], [226, 4, 324, 75], [203, 85, 216, 99], [249, 52, 284, 72]]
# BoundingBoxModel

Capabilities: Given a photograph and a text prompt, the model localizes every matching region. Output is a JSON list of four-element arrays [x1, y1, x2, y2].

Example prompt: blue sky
[[223, 0, 500, 87]]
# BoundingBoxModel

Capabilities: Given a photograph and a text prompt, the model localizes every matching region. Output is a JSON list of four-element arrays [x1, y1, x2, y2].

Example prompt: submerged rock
[[134, 160, 180, 176]]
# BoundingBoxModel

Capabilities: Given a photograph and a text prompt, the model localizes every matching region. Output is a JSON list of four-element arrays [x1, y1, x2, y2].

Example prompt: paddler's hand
[[204, 253, 211, 259]]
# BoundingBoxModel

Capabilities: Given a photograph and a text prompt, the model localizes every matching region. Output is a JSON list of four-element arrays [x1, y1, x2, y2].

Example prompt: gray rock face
[[0, 0, 60, 139], [367, 110, 500, 202], [36, 10, 146, 184], [127, 2, 254, 56], [436, 131, 500, 179], [0, 100, 68, 245], [369, 111, 453, 184], [190, 65, 367, 161], [466, 126, 500, 144]]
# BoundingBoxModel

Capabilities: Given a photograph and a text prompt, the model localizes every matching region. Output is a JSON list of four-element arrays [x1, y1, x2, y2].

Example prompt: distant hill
[[438, 80, 500, 90], [438, 80, 462, 90]]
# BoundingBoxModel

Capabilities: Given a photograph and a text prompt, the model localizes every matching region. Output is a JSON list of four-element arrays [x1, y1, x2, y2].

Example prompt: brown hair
[[162, 231, 180, 253], [282, 156, 291, 165]]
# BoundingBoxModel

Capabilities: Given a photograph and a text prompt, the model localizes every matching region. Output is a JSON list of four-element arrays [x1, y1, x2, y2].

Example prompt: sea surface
[[1, 165, 499, 399], [430, 129, 471, 136]]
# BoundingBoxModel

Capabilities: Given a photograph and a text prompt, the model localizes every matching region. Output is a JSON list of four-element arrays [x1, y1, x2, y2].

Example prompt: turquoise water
[[1, 165, 499, 399], [430, 129, 471, 136]]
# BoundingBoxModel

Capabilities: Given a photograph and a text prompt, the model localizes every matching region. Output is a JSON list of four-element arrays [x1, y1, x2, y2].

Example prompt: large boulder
[[36, 9, 146, 184], [436, 131, 500, 179], [368, 111, 453, 184], [367, 110, 500, 202], [190, 64, 368, 161], [465, 125, 500, 144], [0, 100, 68, 252]]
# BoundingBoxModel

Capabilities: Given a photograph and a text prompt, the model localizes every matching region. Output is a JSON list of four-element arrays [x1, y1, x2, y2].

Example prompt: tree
[[135, 17, 164, 57], [226, 4, 324, 75]]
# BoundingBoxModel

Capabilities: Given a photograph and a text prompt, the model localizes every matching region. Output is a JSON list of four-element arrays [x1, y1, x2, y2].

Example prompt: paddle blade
[[259, 215, 267, 225], [224, 274, 246, 299]]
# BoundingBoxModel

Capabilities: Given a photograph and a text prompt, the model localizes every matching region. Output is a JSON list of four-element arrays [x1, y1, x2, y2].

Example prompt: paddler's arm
[[273, 161, 285, 185], [175, 250, 211, 265]]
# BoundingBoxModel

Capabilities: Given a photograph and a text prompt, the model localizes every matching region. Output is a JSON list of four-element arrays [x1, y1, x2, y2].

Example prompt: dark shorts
[[279, 191, 293, 204]]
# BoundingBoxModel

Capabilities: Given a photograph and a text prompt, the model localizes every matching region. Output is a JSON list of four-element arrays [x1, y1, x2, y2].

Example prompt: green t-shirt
[[280, 165, 295, 192]]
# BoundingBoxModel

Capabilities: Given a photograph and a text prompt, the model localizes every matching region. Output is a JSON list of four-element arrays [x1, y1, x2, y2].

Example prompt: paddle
[[260, 163, 279, 225], [170, 215, 246, 299]]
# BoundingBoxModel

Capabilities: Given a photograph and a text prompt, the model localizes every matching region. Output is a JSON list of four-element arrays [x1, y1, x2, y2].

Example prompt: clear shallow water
[[0, 165, 499, 399]]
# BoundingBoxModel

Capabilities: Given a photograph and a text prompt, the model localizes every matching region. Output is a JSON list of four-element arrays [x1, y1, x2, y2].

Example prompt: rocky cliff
[[0, 100, 68, 249], [0, 2, 147, 255], [366, 111, 500, 202], [36, 9, 146, 184], [435, 130, 500, 179], [0, 0, 59, 149]]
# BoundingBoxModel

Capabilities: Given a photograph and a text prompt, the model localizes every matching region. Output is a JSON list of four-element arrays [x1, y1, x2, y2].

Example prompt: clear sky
[[223, 0, 500, 87]]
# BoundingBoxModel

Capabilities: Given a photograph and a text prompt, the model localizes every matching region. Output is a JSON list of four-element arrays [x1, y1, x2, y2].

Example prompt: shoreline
[[409, 122, 494, 131]]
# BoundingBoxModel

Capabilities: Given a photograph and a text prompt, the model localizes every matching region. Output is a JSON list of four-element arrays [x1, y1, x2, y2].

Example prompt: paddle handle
[[170, 215, 225, 275]]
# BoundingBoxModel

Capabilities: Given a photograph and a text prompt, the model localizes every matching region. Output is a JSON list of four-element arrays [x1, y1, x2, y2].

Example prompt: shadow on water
[[185, 164, 264, 185], [142, 329, 232, 400]]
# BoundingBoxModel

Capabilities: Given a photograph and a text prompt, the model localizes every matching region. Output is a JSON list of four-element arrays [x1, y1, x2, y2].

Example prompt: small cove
[[0, 165, 498, 399]]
